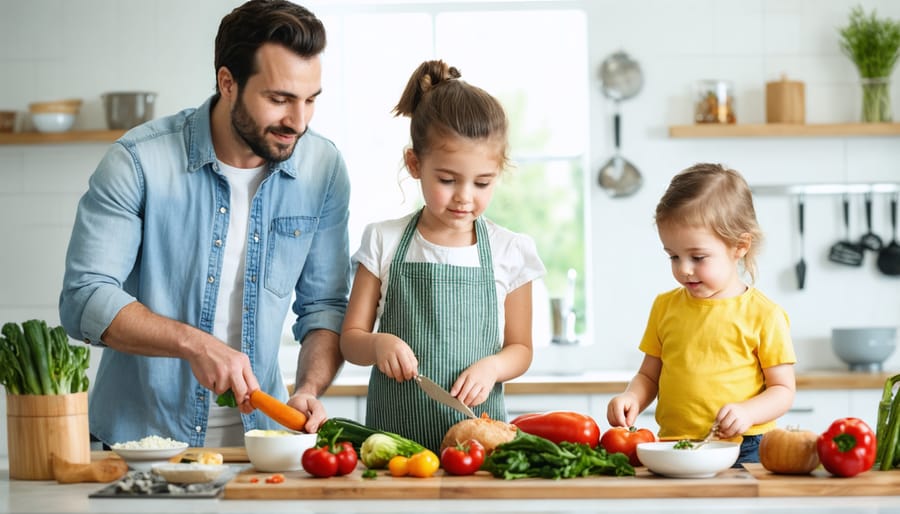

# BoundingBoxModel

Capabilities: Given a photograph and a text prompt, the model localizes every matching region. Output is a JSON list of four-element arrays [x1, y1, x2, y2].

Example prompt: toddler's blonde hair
[[655, 163, 763, 283]]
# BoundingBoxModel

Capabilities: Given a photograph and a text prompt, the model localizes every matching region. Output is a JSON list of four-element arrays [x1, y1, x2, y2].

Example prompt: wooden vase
[[6, 392, 90, 480]]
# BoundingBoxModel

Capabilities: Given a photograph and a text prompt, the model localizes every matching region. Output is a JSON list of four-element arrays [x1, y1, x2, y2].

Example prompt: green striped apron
[[365, 210, 506, 452]]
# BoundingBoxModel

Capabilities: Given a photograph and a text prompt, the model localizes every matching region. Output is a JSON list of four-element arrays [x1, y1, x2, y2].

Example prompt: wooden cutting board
[[223, 467, 757, 500], [743, 463, 900, 497]]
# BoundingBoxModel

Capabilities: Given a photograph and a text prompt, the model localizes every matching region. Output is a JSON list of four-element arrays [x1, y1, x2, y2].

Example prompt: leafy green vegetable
[[673, 439, 695, 450], [317, 417, 425, 466], [482, 431, 635, 480], [216, 389, 239, 408], [0, 320, 90, 395], [839, 5, 900, 78]]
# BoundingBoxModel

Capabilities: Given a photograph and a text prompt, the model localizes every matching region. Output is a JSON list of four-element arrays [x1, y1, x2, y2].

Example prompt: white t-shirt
[[352, 213, 546, 340], [206, 161, 266, 447]]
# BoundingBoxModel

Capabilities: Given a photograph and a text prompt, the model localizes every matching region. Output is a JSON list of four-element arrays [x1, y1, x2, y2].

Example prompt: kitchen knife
[[415, 375, 477, 419]]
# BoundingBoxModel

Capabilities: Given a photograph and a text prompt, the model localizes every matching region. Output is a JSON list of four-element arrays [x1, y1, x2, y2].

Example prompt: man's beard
[[231, 95, 304, 163]]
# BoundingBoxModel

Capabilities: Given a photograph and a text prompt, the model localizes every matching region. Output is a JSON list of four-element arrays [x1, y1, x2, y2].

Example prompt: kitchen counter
[[322, 369, 897, 397], [3, 458, 899, 514]]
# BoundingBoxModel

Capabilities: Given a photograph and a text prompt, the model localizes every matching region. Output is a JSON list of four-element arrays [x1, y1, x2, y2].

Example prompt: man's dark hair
[[214, 0, 326, 95]]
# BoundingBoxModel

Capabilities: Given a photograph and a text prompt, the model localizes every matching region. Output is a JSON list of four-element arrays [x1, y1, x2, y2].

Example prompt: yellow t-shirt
[[639, 287, 796, 440]]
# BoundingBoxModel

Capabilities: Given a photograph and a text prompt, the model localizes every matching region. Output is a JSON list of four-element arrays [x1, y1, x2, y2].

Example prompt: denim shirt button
[[219, 207, 227, 214], [207, 276, 215, 284], [251, 275, 257, 283], [195, 426, 202, 433], [215, 239, 223, 247], [83, 338, 91, 344], [293, 229, 301, 237], [253, 233, 259, 243]]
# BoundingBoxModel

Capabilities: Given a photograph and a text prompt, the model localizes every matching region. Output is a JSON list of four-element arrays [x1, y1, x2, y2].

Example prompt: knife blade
[[415, 375, 477, 419]]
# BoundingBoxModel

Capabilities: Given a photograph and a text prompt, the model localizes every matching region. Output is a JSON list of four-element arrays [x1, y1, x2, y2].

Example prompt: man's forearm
[[293, 329, 344, 397]]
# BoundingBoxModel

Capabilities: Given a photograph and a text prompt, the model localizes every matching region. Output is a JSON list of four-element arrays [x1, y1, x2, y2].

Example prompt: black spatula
[[796, 196, 806, 290], [877, 194, 900, 276], [828, 194, 864, 266]]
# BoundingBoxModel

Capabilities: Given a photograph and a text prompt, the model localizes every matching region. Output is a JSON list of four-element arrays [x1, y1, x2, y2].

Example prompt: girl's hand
[[607, 393, 641, 428], [715, 403, 753, 439], [373, 334, 418, 381], [450, 359, 497, 406]]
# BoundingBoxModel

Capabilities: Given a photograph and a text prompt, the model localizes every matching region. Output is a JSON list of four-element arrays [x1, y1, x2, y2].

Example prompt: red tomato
[[440, 439, 485, 476], [302, 446, 339, 478], [816, 417, 877, 478], [599, 426, 657, 466], [510, 411, 601, 447], [335, 441, 359, 476]]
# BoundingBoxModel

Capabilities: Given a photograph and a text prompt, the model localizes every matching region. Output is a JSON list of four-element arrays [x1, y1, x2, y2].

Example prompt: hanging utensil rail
[[752, 182, 900, 196]]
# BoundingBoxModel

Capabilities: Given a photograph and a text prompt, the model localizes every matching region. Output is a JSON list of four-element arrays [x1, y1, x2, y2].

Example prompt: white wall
[[2, 0, 899, 457]]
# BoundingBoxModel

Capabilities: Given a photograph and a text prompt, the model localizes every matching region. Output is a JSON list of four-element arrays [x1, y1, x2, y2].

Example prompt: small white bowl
[[111, 443, 189, 471], [244, 429, 316, 472], [31, 112, 76, 133], [636, 441, 739, 478]]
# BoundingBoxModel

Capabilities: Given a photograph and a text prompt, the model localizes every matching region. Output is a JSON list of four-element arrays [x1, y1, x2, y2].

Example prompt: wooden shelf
[[668, 122, 900, 138], [0, 129, 126, 145]]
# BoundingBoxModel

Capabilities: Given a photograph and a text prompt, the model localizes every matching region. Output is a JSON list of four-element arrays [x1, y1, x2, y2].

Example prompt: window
[[311, 2, 589, 345]]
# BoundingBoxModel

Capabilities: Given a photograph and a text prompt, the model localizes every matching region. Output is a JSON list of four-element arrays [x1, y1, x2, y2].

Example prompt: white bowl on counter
[[636, 441, 739, 478], [111, 444, 188, 471], [244, 429, 316, 472]]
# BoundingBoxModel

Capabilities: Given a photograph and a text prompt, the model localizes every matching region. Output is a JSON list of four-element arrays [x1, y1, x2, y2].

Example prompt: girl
[[606, 163, 796, 465], [340, 60, 545, 452]]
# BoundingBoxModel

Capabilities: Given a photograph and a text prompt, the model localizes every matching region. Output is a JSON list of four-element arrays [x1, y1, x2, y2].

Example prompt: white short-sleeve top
[[352, 212, 546, 340]]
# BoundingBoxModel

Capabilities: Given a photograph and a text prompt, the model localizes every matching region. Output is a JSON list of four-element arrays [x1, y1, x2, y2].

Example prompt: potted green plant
[[839, 5, 900, 122]]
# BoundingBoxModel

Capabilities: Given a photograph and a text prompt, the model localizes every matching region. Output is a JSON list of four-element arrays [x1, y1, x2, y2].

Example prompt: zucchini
[[317, 417, 425, 456]]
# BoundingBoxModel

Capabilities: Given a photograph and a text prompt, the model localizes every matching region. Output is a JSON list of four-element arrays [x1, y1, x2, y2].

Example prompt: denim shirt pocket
[[265, 216, 319, 297]]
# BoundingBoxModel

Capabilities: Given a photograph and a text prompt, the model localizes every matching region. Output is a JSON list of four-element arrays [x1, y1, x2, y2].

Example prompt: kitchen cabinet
[[0, 130, 124, 145], [778, 389, 882, 433], [668, 122, 900, 138]]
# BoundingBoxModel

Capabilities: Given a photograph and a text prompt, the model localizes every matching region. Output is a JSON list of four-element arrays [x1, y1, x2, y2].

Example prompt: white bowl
[[31, 112, 76, 133], [111, 443, 189, 471], [244, 429, 316, 472], [636, 441, 739, 478]]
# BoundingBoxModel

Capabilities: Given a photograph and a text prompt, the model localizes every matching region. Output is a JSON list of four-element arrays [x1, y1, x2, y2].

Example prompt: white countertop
[[3, 461, 899, 514]]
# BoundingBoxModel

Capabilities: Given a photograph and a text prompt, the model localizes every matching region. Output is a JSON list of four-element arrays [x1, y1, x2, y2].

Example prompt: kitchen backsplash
[[2, 0, 899, 457]]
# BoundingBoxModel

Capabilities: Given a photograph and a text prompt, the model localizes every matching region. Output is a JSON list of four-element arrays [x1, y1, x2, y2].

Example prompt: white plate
[[152, 463, 228, 484], [111, 443, 188, 470]]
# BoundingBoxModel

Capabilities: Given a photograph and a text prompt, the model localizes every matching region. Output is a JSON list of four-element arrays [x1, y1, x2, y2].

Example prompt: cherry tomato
[[335, 441, 359, 476], [511, 411, 601, 447], [388, 455, 409, 477], [407, 449, 440, 478], [440, 439, 485, 476], [600, 426, 657, 466], [302, 446, 339, 478]]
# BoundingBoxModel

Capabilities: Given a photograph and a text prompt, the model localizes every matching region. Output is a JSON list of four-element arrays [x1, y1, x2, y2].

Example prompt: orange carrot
[[249, 389, 308, 431]]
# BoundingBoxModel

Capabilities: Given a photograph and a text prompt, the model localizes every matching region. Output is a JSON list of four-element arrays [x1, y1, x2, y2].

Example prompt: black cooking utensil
[[795, 196, 806, 290], [828, 194, 864, 266], [860, 192, 883, 252], [876, 194, 900, 276]]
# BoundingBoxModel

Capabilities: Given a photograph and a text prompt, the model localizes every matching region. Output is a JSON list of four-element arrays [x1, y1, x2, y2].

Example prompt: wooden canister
[[766, 77, 805, 123], [6, 392, 90, 480]]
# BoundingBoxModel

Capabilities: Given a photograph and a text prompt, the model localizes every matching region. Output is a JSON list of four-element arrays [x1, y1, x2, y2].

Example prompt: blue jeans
[[733, 434, 762, 467]]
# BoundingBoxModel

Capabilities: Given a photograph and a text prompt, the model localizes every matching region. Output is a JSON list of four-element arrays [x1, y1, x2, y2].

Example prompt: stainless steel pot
[[102, 92, 157, 130]]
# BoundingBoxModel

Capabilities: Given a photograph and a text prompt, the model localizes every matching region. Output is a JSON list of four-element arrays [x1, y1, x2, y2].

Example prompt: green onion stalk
[[876, 374, 900, 471]]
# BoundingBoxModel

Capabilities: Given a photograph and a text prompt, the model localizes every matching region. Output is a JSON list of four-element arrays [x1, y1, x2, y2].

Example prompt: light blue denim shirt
[[59, 96, 351, 447]]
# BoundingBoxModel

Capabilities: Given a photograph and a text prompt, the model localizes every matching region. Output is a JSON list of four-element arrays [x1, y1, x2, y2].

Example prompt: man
[[59, 0, 350, 447]]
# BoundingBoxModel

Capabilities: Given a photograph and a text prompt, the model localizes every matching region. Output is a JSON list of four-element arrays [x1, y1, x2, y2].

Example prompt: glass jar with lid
[[694, 80, 736, 124]]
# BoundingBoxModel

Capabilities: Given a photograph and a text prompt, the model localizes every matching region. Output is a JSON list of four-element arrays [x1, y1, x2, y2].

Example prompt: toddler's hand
[[373, 334, 418, 382], [451, 360, 497, 406], [607, 393, 641, 428], [715, 403, 753, 439]]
